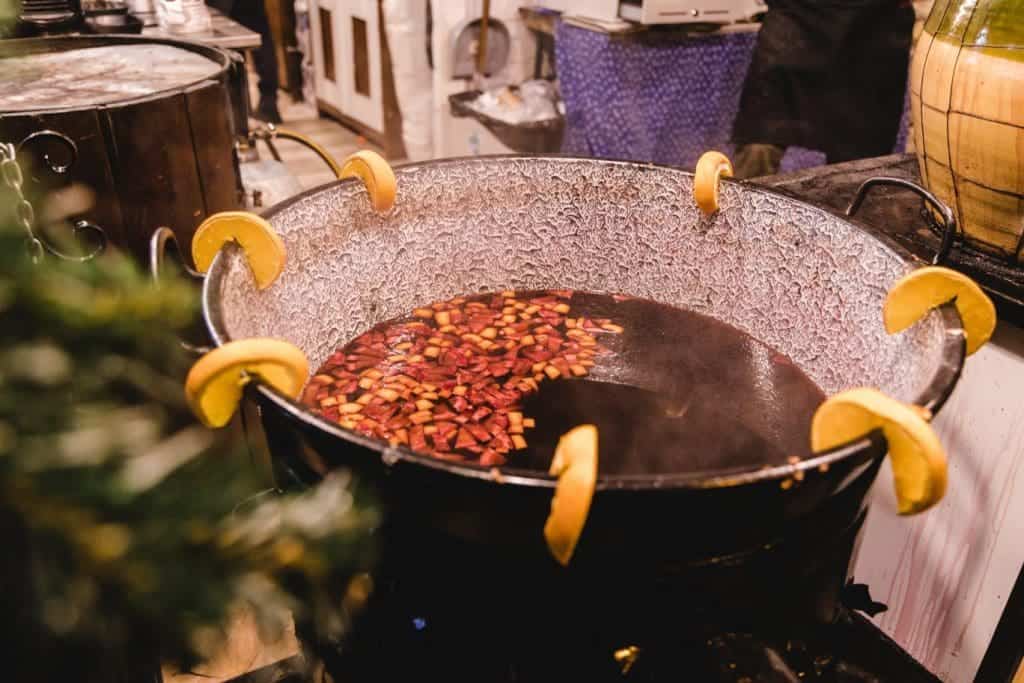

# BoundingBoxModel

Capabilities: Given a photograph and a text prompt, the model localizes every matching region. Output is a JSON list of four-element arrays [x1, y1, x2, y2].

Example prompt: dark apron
[[732, 0, 915, 163], [205, 0, 279, 100]]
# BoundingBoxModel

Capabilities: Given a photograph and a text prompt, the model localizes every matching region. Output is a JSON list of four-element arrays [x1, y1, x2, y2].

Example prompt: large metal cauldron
[[199, 156, 964, 621]]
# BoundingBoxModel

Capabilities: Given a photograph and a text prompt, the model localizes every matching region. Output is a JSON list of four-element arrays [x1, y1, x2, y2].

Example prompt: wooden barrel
[[909, 0, 1024, 263], [0, 35, 243, 264]]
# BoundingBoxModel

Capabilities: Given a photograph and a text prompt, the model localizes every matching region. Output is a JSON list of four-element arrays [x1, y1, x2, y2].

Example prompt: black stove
[[313, 587, 938, 681]]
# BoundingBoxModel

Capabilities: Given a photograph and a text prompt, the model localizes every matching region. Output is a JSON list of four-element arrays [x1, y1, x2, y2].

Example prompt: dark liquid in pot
[[302, 291, 825, 475]]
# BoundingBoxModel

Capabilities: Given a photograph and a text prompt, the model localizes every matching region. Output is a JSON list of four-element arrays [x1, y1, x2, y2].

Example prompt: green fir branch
[[0, 181, 377, 680]]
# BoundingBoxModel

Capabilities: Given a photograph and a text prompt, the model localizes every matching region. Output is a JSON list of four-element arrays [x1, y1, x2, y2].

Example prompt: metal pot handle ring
[[149, 227, 211, 356], [149, 226, 204, 285], [845, 176, 957, 266]]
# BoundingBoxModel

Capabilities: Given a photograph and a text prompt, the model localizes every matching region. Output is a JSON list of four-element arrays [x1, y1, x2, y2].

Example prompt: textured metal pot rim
[[202, 154, 967, 491]]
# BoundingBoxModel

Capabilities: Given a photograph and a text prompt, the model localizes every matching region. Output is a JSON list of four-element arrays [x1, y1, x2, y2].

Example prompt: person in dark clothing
[[731, 0, 915, 178], [207, 0, 282, 123]]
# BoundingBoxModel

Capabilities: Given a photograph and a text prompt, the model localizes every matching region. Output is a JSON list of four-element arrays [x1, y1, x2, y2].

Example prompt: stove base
[[289, 519, 937, 683]]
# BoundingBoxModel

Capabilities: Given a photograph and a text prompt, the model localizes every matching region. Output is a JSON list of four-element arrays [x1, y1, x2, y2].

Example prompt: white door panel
[[338, 0, 384, 131], [310, 1, 343, 110], [312, 0, 384, 133]]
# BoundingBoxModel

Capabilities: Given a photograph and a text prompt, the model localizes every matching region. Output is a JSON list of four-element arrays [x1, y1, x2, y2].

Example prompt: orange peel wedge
[[883, 266, 995, 356], [191, 212, 286, 290], [544, 424, 599, 566], [340, 150, 397, 212], [185, 338, 309, 428], [811, 388, 947, 515], [694, 150, 734, 214]]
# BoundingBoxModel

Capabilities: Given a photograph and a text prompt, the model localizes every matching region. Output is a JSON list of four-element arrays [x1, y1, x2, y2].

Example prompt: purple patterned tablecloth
[[556, 21, 909, 174]]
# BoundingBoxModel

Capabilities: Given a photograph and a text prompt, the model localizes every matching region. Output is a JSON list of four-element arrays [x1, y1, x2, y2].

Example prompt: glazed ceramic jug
[[910, 0, 1024, 262]]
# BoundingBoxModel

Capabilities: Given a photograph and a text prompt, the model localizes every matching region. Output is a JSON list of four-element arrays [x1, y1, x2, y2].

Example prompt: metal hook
[[8, 132, 106, 263], [37, 220, 108, 262], [17, 130, 78, 176]]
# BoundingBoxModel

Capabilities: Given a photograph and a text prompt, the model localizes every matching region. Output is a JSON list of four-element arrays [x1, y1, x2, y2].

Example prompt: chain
[[0, 143, 44, 263]]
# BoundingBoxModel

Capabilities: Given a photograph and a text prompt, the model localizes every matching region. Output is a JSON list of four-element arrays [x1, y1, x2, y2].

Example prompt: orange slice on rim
[[185, 338, 309, 428], [883, 266, 996, 356], [191, 212, 286, 290], [340, 150, 397, 212], [544, 424, 599, 566], [811, 388, 947, 515], [694, 150, 734, 214]]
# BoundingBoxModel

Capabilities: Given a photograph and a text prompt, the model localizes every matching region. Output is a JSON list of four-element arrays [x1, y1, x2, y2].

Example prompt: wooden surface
[[518, 5, 760, 38], [0, 37, 240, 265], [759, 157, 1024, 682], [0, 44, 223, 112], [909, 0, 1024, 262], [141, 7, 261, 50], [100, 82, 242, 263], [186, 78, 241, 220]]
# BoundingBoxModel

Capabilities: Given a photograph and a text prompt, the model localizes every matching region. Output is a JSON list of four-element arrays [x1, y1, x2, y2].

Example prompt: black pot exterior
[[258, 386, 885, 623]]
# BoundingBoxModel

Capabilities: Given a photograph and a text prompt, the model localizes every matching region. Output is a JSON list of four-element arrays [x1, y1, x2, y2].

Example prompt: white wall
[[382, 0, 434, 161]]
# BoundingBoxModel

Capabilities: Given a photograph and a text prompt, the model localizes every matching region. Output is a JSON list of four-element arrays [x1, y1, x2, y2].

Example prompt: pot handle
[[845, 177, 957, 266], [149, 227, 211, 356], [149, 226, 204, 286]]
